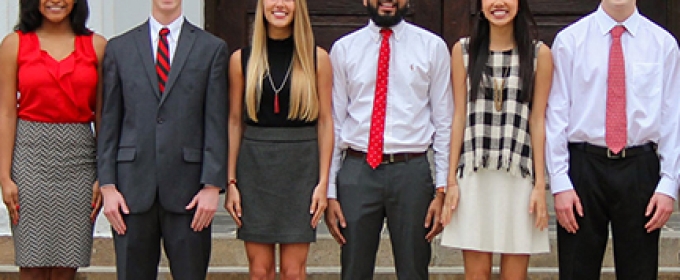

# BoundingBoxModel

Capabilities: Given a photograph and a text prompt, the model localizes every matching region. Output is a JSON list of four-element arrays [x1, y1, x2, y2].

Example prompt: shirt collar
[[368, 19, 406, 43], [149, 14, 184, 42], [595, 5, 639, 37]]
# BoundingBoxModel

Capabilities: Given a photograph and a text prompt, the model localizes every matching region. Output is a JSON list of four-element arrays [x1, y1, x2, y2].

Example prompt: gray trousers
[[113, 200, 212, 280], [337, 155, 434, 280]]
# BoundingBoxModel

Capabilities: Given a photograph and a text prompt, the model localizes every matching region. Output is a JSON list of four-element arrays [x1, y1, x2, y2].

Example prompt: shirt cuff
[[549, 173, 574, 195], [435, 173, 447, 189], [655, 176, 678, 200], [327, 183, 337, 199]]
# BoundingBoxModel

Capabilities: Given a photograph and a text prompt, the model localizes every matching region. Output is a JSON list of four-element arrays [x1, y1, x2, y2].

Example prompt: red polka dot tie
[[606, 25, 627, 154], [366, 29, 393, 169], [156, 28, 171, 94]]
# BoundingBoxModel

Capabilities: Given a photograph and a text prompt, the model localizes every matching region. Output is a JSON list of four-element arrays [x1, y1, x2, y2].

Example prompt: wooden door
[[206, 0, 680, 52], [205, 0, 443, 53]]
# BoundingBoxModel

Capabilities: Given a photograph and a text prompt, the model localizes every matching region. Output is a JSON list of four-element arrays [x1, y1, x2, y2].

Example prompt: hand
[[425, 192, 444, 242], [440, 184, 459, 227], [224, 184, 242, 227], [644, 193, 674, 233], [309, 184, 328, 229], [553, 190, 583, 234], [529, 184, 548, 231], [90, 181, 102, 224], [101, 185, 130, 235], [325, 199, 346, 245], [186, 185, 221, 232], [1, 180, 19, 225]]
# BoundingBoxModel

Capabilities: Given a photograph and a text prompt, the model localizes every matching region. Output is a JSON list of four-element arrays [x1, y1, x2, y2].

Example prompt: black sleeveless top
[[241, 37, 317, 127]]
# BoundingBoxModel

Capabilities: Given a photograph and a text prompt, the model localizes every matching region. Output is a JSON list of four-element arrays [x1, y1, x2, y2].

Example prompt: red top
[[16, 31, 98, 123]]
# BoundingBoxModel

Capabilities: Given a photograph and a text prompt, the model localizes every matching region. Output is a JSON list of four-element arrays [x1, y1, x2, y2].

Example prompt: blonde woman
[[225, 0, 333, 279]]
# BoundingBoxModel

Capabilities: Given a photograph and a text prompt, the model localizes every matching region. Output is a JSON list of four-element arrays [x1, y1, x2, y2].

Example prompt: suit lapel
[[134, 21, 161, 100], [159, 20, 198, 106]]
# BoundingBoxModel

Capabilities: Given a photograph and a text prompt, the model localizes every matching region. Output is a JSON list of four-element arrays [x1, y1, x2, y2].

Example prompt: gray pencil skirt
[[236, 126, 319, 244]]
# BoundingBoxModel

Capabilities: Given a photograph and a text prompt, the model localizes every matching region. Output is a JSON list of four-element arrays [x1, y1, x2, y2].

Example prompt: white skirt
[[440, 169, 549, 254]]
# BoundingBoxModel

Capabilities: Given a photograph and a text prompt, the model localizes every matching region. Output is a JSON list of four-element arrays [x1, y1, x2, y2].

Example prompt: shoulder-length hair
[[245, 0, 318, 122], [15, 0, 92, 35], [467, 0, 538, 102]]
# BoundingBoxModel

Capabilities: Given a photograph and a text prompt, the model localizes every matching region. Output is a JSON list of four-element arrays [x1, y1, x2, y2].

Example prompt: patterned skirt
[[11, 120, 96, 267]]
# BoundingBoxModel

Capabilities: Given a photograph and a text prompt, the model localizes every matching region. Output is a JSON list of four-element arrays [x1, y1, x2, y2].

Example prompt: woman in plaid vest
[[440, 0, 554, 278]]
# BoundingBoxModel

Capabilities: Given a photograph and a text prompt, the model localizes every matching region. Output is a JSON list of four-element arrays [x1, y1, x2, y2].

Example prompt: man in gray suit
[[97, 0, 227, 279]]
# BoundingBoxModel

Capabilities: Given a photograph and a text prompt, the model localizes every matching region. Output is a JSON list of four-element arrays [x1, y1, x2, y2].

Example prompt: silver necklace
[[265, 58, 293, 98]]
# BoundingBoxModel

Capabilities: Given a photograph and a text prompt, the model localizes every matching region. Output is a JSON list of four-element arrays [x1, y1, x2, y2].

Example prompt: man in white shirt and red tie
[[324, 0, 453, 279], [546, 0, 680, 278]]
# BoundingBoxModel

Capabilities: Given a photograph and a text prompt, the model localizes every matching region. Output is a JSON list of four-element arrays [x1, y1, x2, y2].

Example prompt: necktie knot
[[380, 28, 393, 40], [159, 27, 170, 37], [611, 25, 626, 39]]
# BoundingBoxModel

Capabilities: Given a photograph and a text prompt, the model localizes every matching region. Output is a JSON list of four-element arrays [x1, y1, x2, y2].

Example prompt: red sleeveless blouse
[[16, 31, 98, 123]]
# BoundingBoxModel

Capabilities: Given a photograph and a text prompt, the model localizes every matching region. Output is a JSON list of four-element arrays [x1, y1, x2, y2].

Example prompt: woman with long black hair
[[440, 0, 553, 278], [0, 0, 105, 279]]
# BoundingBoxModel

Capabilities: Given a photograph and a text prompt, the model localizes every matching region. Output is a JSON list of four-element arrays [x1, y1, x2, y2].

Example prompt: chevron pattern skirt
[[10, 120, 96, 267]]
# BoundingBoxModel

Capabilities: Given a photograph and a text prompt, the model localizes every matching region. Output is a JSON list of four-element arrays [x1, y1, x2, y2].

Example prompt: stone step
[[1, 266, 680, 280], [0, 233, 679, 268]]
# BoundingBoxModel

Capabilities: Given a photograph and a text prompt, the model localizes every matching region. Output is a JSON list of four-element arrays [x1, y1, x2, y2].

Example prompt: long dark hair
[[467, 0, 538, 102], [14, 0, 92, 35]]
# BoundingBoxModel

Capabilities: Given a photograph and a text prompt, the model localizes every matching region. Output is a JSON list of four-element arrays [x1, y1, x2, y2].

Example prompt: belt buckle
[[381, 154, 396, 164], [607, 148, 626, 159]]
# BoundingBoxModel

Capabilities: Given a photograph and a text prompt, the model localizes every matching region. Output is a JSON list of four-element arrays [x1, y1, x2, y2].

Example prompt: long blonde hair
[[245, 0, 318, 122]]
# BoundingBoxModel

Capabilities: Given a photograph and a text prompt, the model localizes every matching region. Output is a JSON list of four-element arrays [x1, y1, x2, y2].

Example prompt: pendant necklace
[[265, 58, 293, 114], [491, 65, 511, 112]]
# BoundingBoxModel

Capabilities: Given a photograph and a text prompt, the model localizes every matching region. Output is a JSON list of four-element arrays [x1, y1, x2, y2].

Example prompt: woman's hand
[[224, 184, 242, 227], [90, 181, 102, 224], [310, 184, 328, 229], [440, 183, 460, 227], [530, 182, 549, 231], [1, 180, 19, 225]]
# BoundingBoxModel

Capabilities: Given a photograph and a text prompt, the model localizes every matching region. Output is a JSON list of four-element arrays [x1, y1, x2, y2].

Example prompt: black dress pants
[[558, 144, 660, 280]]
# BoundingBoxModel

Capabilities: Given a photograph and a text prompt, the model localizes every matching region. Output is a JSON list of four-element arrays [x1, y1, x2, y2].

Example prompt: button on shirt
[[149, 15, 184, 63], [546, 6, 680, 198], [328, 20, 453, 198]]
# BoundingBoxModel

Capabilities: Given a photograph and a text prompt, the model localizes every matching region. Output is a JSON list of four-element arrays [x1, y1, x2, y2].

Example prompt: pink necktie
[[606, 25, 627, 154], [366, 29, 393, 169]]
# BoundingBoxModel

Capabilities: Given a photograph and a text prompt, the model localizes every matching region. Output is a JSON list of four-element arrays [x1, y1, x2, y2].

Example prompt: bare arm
[[441, 42, 467, 227], [0, 33, 19, 224], [225, 50, 245, 226], [529, 44, 553, 231]]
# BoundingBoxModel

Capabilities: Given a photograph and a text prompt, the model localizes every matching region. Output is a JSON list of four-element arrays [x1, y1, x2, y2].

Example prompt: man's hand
[[325, 199, 346, 245], [440, 184, 459, 227], [554, 190, 583, 234], [186, 185, 221, 232], [645, 193, 674, 233], [101, 185, 130, 235], [1, 180, 19, 225], [224, 184, 242, 227], [90, 181, 102, 224], [425, 191, 444, 242], [310, 184, 328, 229]]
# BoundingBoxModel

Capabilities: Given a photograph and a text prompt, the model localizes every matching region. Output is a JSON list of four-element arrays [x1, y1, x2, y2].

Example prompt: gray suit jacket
[[98, 20, 228, 214]]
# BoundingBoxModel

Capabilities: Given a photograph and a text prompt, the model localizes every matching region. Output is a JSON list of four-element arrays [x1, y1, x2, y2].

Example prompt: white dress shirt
[[546, 6, 680, 198], [149, 15, 184, 64], [328, 20, 453, 198]]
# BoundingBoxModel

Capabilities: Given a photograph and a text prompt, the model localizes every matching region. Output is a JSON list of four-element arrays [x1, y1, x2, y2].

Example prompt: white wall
[[0, 0, 204, 39], [0, 0, 204, 236]]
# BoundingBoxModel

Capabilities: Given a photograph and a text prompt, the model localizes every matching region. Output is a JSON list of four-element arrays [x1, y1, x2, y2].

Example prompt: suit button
[[157, 118, 164, 124]]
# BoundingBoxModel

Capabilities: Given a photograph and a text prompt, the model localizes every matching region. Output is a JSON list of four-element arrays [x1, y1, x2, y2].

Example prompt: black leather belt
[[345, 148, 426, 164], [568, 142, 656, 159]]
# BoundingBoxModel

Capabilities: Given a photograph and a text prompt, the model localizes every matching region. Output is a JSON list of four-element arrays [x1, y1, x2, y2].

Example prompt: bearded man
[[324, 0, 453, 279]]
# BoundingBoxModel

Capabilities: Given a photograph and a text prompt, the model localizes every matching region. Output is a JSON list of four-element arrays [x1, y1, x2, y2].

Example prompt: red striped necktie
[[156, 27, 171, 94]]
